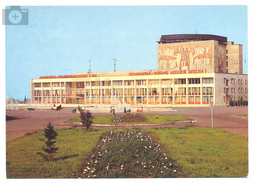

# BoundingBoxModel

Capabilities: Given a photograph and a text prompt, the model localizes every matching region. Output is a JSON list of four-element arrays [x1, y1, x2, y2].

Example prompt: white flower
[[161, 171, 163, 173], [165, 157, 167, 160], [173, 170, 176, 173]]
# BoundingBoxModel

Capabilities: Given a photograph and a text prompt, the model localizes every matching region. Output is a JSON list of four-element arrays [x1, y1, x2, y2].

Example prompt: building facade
[[30, 34, 248, 107]]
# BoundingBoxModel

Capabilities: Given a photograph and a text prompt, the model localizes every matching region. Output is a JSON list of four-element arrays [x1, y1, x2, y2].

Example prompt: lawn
[[150, 127, 248, 177], [6, 126, 248, 178], [64, 114, 192, 125], [6, 128, 105, 178]]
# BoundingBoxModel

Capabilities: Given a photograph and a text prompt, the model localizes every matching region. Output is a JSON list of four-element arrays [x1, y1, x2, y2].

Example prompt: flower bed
[[81, 130, 183, 178], [113, 114, 147, 123]]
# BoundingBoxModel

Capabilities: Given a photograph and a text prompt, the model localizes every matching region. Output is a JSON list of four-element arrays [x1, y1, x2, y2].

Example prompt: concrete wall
[[214, 73, 248, 105]]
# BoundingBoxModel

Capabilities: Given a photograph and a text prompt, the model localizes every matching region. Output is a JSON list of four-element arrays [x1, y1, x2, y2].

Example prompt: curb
[[62, 120, 197, 127]]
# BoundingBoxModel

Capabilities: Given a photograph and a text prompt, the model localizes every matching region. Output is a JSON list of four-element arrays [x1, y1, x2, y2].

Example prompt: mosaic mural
[[158, 41, 216, 73]]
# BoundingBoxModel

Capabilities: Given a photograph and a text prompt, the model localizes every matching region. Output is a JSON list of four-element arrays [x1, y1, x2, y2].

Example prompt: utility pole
[[88, 60, 91, 73], [111, 58, 118, 72]]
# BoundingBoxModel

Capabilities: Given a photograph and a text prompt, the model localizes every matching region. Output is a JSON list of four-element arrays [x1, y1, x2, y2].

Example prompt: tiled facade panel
[[158, 41, 215, 73]]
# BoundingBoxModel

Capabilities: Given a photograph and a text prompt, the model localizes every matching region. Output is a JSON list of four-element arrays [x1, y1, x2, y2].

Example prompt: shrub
[[39, 122, 59, 161], [78, 106, 93, 130]]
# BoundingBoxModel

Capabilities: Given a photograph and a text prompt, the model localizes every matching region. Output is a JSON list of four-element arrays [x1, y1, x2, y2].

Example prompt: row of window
[[34, 96, 214, 103], [224, 87, 248, 94], [34, 77, 214, 88], [224, 78, 247, 85]]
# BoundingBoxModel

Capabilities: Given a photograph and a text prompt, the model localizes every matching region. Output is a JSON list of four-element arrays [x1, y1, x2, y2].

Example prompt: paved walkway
[[6, 106, 248, 142]]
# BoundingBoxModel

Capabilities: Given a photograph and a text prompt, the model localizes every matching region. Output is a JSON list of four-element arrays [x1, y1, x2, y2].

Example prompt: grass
[[64, 114, 191, 125], [235, 114, 248, 118], [6, 128, 105, 178], [6, 127, 248, 178], [149, 127, 248, 177]]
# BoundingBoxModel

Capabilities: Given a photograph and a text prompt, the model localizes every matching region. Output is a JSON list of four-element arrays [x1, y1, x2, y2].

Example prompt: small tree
[[42, 122, 59, 161], [78, 106, 93, 130]]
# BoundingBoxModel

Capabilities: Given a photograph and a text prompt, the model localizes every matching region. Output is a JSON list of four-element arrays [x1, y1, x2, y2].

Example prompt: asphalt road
[[5, 106, 248, 142]]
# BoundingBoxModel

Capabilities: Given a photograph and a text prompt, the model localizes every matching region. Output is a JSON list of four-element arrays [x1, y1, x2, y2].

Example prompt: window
[[34, 83, 41, 87], [224, 87, 226, 93], [245, 79, 248, 85], [136, 80, 146, 85], [238, 79, 240, 85], [125, 80, 134, 86], [202, 78, 213, 84], [113, 80, 122, 86], [175, 79, 186, 84], [188, 78, 200, 84], [77, 82, 84, 88], [52, 82, 60, 87], [226, 69, 228, 73], [102, 81, 111, 86], [43, 83, 50, 87], [231, 88, 233, 93], [238, 88, 240, 93], [226, 61, 228, 67], [245, 88, 248, 93], [231, 78, 235, 84], [91, 81, 100, 86], [226, 50, 228, 54], [226, 56, 228, 59]]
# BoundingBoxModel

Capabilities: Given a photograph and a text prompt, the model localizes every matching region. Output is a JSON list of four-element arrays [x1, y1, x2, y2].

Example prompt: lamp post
[[209, 104, 214, 128], [111, 58, 118, 72]]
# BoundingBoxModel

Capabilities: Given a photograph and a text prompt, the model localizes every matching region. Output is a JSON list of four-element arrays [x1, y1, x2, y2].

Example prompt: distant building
[[30, 34, 247, 106]]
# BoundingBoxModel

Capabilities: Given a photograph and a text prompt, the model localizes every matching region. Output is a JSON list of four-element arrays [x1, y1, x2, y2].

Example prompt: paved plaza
[[5, 106, 248, 142]]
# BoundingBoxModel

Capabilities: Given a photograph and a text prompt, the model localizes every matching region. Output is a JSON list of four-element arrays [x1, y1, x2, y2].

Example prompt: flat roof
[[158, 34, 227, 43]]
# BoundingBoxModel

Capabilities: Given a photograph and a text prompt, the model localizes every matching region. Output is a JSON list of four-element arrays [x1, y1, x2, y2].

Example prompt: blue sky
[[5, 5, 248, 100]]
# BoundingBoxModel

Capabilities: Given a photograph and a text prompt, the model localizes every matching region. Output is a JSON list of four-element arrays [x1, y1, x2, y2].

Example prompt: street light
[[111, 58, 118, 72]]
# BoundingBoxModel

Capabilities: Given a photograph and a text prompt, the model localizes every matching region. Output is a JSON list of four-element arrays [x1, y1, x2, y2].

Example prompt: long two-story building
[[30, 34, 248, 107]]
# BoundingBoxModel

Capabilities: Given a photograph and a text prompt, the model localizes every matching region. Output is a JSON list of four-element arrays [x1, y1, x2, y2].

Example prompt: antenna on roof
[[88, 60, 91, 73], [111, 58, 118, 72]]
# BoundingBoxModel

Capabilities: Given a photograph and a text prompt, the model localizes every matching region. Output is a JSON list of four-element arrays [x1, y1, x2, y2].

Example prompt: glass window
[[113, 80, 122, 86], [189, 78, 200, 84], [34, 83, 41, 87], [202, 78, 213, 84]]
